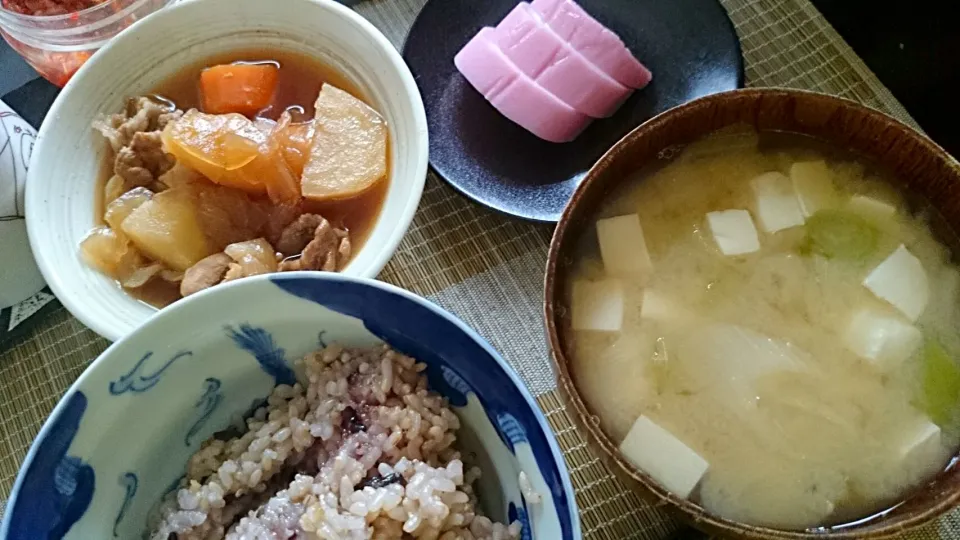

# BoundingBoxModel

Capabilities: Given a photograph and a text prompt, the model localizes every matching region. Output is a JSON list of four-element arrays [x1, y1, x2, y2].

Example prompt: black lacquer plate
[[403, 0, 744, 221]]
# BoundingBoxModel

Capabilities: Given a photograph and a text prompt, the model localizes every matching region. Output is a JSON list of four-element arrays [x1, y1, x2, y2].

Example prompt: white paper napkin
[[0, 98, 55, 334]]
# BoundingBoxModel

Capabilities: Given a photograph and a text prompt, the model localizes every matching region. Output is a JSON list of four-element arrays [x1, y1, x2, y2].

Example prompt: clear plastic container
[[0, 0, 175, 87]]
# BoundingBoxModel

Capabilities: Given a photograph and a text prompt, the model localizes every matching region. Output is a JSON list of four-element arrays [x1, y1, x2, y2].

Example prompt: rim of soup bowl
[[2, 271, 582, 539], [25, 0, 428, 342], [544, 87, 960, 540]]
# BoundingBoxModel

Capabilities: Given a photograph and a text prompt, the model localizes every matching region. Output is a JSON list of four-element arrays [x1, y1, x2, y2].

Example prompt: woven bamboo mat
[[0, 0, 953, 537]]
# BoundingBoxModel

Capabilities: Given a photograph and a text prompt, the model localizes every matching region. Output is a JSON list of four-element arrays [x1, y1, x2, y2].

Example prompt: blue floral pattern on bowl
[[4, 391, 94, 539], [112, 472, 138, 537], [184, 378, 223, 446], [225, 324, 296, 385], [1, 274, 581, 539], [108, 351, 192, 395]]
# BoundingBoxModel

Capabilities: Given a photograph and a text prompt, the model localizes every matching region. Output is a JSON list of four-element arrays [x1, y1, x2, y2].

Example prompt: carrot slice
[[200, 63, 279, 115]]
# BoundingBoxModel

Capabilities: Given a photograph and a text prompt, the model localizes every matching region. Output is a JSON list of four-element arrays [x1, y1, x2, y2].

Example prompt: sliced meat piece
[[337, 234, 352, 263], [280, 218, 351, 272], [192, 183, 270, 252], [263, 202, 305, 247], [494, 3, 632, 118], [531, 0, 652, 89], [96, 97, 182, 188], [276, 213, 327, 256], [181, 253, 232, 297], [94, 97, 182, 152], [115, 131, 176, 186], [300, 219, 340, 272], [454, 27, 592, 142]]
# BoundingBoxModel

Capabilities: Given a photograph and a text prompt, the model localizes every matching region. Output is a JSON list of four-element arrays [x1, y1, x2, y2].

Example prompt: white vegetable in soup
[[566, 129, 960, 529]]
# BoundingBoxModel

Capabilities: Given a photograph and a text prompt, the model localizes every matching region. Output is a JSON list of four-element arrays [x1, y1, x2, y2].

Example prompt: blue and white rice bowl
[[1, 273, 580, 539]]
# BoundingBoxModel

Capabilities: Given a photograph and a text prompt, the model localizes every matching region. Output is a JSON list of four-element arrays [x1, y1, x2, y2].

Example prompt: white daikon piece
[[619, 415, 709, 499], [848, 195, 896, 221], [863, 245, 930, 321], [596, 214, 653, 278], [640, 290, 693, 324], [843, 309, 922, 370], [679, 324, 808, 412], [790, 160, 839, 217], [898, 416, 941, 466], [751, 172, 806, 233], [706, 210, 760, 256], [571, 279, 624, 332]]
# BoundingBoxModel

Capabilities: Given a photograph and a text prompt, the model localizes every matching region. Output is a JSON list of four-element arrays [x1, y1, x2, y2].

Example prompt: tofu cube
[[848, 195, 896, 221], [790, 161, 839, 217], [863, 245, 930, 322], [706, 209, 761, 256], [571, 279, 623, 332], [619, 415, 709, 499], [596, 214, 654, 279], [752, 171, 806, 233], [843, 309, 922, 370], [899, 416, 942, 466]]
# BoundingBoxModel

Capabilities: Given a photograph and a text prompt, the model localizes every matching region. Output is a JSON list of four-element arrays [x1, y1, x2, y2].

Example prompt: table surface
[[1, 0, 959, 538]]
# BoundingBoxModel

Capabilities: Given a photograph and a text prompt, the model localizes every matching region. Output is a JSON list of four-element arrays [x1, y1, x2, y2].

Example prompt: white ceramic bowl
[[1, 273, 581, 539], [25, 0, 428, 341]]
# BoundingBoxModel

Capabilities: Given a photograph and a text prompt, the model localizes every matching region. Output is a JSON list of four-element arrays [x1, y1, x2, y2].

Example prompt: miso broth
[[565, 128, 960, 529]]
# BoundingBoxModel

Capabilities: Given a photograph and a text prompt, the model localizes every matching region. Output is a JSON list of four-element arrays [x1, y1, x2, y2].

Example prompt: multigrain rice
[[150, 344, 522, 540]]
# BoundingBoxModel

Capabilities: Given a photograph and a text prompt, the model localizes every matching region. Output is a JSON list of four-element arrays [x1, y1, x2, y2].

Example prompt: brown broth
[[96, 49, 389, 308], [154, 49, 367, 120]]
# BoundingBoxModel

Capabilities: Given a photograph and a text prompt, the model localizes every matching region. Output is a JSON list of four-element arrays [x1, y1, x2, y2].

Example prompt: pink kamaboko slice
[[531, 0, 652, 89], [454, 27, 592, 143], [493, 2, 632, 118]]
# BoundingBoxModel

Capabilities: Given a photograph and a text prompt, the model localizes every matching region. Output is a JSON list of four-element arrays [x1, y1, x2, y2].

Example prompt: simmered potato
[[104, 187, 154, 230], [120, 188, 213, 271], [301, 84, 387, 201]]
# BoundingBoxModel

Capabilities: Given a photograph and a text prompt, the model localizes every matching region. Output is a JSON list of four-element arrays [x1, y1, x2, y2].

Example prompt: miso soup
[[564, 128, 960, 529]]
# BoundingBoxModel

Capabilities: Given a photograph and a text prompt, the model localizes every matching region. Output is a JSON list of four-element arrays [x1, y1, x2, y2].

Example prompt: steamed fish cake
[[564, 129, 960, 529], [454, 0, 651, 142], [82, 50, 389, 307]]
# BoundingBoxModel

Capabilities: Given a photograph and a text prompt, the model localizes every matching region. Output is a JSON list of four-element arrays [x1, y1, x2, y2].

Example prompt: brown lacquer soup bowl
[[544, 88, 960, 540]]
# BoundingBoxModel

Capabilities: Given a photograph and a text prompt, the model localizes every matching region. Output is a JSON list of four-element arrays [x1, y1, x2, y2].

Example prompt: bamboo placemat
[[0, 0, 953, 537]]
